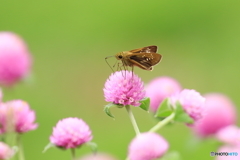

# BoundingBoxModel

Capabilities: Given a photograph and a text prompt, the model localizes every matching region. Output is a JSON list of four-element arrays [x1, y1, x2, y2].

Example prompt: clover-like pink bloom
[[128, 132, 169, 160], [192, 93, 236, 137], [50, 117, 92, 149], [0, 100, 38, 134], [104, 71, 145, 106], [0, 32, 32, 87], [216, 145, 240, 160], [145, 76, 181, 112], [216, 125, 240, 147], [0, 142, 14, 160], [170, 89, 205, 123], [78, 153, 119, 160]]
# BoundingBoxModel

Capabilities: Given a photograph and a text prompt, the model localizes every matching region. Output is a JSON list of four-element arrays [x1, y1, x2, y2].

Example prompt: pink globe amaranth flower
[[192, 93, 236, 137], [0, 100, 38, 134], [216, 125, 240, 146], [103, 71, 145, 106], [128, 132, 169, 160], [216, 145, 240, 160], [0, 32, 32, 87], [145, 76, 181, 112], [78, 153, 119, 160], [50, 117, 92, 149], [0, 142, 14, 160], [170, 89, 205, 123]]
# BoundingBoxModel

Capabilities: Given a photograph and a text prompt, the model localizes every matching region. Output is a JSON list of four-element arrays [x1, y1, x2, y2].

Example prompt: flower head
[[170, 89, 205, 123], [50, 117, 92, 149], [128, 132, 169, 160], [0, 142, 14, 160], [104, 71, 145, 106], [0, 100, 38, 134], [0, 32, 32, 86], [145, 76, 181, 112], [216, 125, 240, 146], [192, 93, 236, 137]]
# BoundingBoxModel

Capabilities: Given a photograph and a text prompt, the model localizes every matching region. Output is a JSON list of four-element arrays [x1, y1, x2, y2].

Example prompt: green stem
[[71, 148, 75, 160], [17, 134, 25, 160], [149, 112, 175, 132], [5, 132, 16, 148], [125, 105, 140, 135]]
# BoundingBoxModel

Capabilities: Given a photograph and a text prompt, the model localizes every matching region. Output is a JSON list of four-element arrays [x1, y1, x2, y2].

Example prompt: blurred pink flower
[[128, 132, 168, 160], [216, 125, 240, 146], [0, 32, 32, 87], [78, 153, 119, 160], [0, 100, 38, 134], [192, 93, 236, 137], [0, 142, 14, 160], [145, 76, 181, 112], [170, 89, 205, 123], [50, 117, 92, 149], [216, 145, 240, 160], [104, 71, 145, 106]]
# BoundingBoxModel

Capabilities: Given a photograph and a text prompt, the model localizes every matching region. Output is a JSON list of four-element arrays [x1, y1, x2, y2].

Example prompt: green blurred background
[[1, 0, 240, 159]]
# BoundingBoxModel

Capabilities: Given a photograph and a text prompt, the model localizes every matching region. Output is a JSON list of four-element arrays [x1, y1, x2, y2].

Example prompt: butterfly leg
[[117, 62, 125, 77], [112, 59, 119, 72], [122, 60, 131, 78], [123, 65, 128, 78], [117, 62, 123, 71]]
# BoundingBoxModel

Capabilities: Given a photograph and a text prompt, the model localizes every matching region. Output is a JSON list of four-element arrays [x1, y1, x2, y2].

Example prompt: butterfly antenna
[[105, 56, 115, 72]]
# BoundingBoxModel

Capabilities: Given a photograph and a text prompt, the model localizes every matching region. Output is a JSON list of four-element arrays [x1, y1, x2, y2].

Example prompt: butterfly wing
[[129, 46, 157, 53], [126, 52, 162, 70]]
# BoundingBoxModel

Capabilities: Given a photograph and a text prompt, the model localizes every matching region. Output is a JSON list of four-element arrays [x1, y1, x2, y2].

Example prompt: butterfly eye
[[118, 55, 123, 59]]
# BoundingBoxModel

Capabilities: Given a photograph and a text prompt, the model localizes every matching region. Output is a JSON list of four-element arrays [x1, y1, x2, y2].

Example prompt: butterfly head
[[115, 52, 124, 60]]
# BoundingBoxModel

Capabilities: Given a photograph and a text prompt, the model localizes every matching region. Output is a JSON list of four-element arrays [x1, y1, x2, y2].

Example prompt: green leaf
[[155, 98, 173, 118], [174, 103, 194, 124], [86, 142, 98, 153], [104, 103, 119, 119], [42, 143, 55, 153], [139, 97, 150, 111]]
